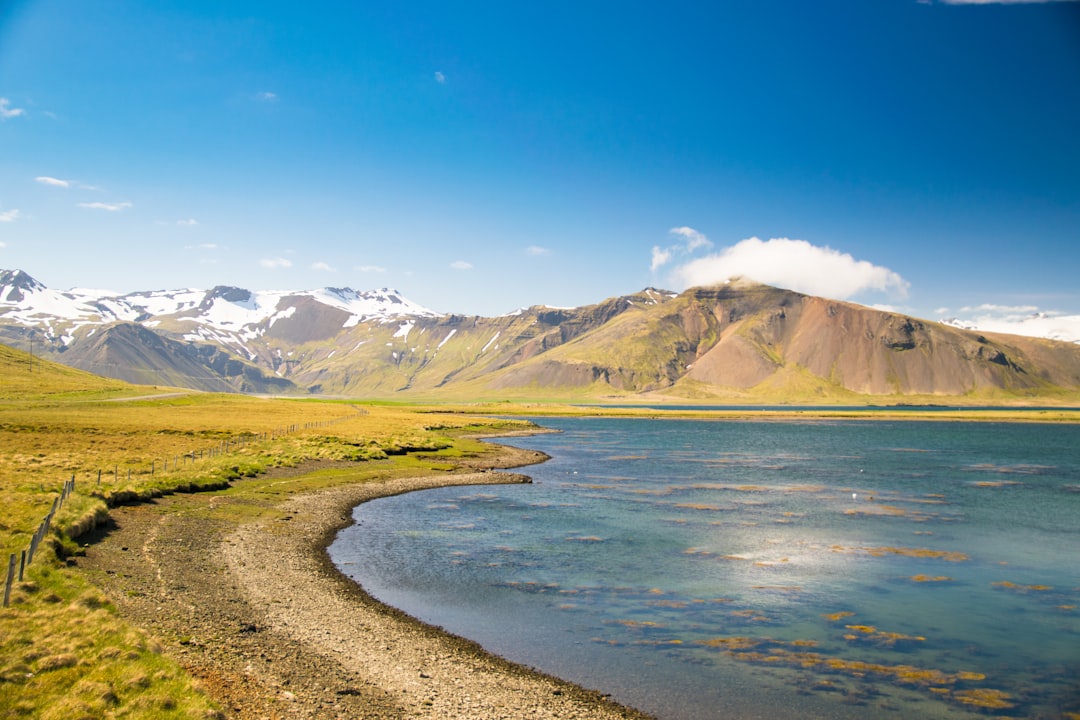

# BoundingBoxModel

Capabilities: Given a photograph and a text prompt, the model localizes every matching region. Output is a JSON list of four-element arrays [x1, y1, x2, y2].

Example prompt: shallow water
[[330, 419, 1080, 719]]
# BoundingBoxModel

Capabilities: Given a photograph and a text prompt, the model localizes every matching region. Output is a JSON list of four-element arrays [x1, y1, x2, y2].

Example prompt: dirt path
[[77, 457, 655, 720]]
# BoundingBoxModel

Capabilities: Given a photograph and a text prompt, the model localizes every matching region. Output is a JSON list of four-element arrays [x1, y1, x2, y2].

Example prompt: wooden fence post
[[4, 554, 16, 607]]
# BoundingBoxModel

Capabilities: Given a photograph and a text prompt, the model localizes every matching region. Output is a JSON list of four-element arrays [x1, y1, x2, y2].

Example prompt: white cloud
[[255, 91, 278, 102], [668, 236, 910, 301], [0, 98, 25, 119], [260, 257, 293, 269], [959, 302, 1040, 314], [0, 240, 6, 247], [450, 260, 473, 270], [177, 218, 199, 226], [356, 264, 387, 273], [38, 176, 103, 191], [652, 226, 714, 272], [0, 208, 21, 222], [78, 201, 132, 211], [650, 246, 672, 272], [526, 245, 550, 256], [311, 261, 335, 272], [434, 71, 446, 84], [669, 226, 711, 252], [36, 176, 72, 188]]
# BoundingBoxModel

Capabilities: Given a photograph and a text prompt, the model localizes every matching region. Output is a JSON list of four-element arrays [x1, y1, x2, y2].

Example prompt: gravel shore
[[80, 447, 656, 720]]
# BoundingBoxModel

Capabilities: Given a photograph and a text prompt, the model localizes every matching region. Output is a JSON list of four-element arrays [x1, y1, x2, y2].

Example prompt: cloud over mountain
[[667, 236, 910, 302]]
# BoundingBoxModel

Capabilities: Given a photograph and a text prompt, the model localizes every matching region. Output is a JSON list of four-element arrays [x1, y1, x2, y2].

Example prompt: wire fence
[[3, 413, 359, 607]]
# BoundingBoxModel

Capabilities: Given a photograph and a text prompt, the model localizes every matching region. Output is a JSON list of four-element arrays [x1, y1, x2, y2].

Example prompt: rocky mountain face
[[2, 269, 1079, 401]]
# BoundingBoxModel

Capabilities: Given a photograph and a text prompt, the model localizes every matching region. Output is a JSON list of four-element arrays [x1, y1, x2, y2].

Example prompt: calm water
[[330, 419, 1080, 719]]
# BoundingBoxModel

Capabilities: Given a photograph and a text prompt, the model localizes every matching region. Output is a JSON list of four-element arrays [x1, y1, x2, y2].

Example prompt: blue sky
[[1, 1, 1078, 338]]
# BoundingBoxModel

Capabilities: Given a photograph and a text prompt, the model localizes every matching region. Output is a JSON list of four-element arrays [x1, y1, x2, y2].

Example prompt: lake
[[329, 418, 1080, 719]]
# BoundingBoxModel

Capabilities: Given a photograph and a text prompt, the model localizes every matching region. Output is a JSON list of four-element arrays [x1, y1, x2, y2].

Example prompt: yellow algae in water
[[865, 546, 969, 562], [698, 636, 766, 650], [647, 599, 689, 608], [955, 671, 986, 681], [911, 575, 952, 582], [845, 625, 878, 634], [992, 580, 1053, 592], [952, 688, 1015, 710], [843, 625, 924, 647], [875, 631, 926, 647], [822, 611, 856, 622], [614, 619, 662, 628]]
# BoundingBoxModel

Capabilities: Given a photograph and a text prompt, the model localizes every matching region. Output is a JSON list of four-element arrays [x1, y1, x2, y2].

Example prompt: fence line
[[3, 412, 359, 607]]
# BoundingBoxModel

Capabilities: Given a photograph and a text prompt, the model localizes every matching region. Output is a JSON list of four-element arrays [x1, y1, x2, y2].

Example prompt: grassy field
[[0, 347, 535, 718], [3, 343, 1078, 718]]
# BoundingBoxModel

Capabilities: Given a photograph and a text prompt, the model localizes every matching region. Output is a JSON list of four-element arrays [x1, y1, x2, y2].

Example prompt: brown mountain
[[3, 273, 1079, 402]]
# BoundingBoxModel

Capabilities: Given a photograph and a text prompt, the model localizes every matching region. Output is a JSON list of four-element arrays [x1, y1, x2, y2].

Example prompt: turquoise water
[[329, 419, 1080, 719]]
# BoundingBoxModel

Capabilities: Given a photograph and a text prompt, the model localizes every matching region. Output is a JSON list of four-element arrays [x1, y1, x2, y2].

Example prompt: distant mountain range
[[3, 268, 1080, 402]]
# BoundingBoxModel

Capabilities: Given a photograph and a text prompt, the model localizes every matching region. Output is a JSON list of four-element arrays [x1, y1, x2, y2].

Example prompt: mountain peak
[[0, 269, 46, 302]]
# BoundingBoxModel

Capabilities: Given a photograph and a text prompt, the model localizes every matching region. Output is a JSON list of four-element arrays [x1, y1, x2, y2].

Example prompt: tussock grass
[[0, 345, 534, 718]]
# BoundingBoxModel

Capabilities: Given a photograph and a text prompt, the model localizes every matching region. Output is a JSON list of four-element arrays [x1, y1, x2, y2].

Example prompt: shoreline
[[81, 442, 655, 719]]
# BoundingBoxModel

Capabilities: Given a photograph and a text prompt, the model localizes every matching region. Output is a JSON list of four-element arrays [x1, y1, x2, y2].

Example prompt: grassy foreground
[[0, 347, 534, 719]]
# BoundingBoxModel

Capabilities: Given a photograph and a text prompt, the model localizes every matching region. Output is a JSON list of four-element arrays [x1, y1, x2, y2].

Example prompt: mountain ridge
[[2, 269, 1079, 402]]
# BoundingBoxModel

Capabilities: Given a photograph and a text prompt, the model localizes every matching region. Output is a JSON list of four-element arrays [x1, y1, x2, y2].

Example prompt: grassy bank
[[0, 349, 535, 718]]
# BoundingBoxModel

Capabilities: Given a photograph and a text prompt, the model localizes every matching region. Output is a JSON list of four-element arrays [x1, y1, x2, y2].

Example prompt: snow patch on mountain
[[940, 310, 1080, 345], [0, 270, 443, 347]]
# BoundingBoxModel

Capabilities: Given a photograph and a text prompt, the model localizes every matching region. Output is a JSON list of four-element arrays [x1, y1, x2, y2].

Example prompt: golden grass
[[0, 349, 536, 718]]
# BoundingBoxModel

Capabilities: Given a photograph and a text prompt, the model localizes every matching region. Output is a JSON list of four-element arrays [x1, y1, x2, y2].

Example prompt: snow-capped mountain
[[0, 269, 441, 352], [3, 269, 1080, 400], [939, 313, 1080, 346]]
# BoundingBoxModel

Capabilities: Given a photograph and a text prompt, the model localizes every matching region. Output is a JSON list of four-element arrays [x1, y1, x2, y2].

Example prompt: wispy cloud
[[666, 236, 910, 301], [311, 261, 335, 272], [0, 209, 20, 222], [260, 257, 293, 269], [651, 226, 714, 272], [356, 264, 387, 273], [37, 176, 103, 191], [434, 71, 446, 84], [177, 218, 199, 226], [526, 245, 550, 256], [35, 176, 71, 188], [0, 98, 25, 120], [77, 201, 132, 211], [254, 91, 278, 102], [0, 241, 7, 247], [450, 260, 473, 270]]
